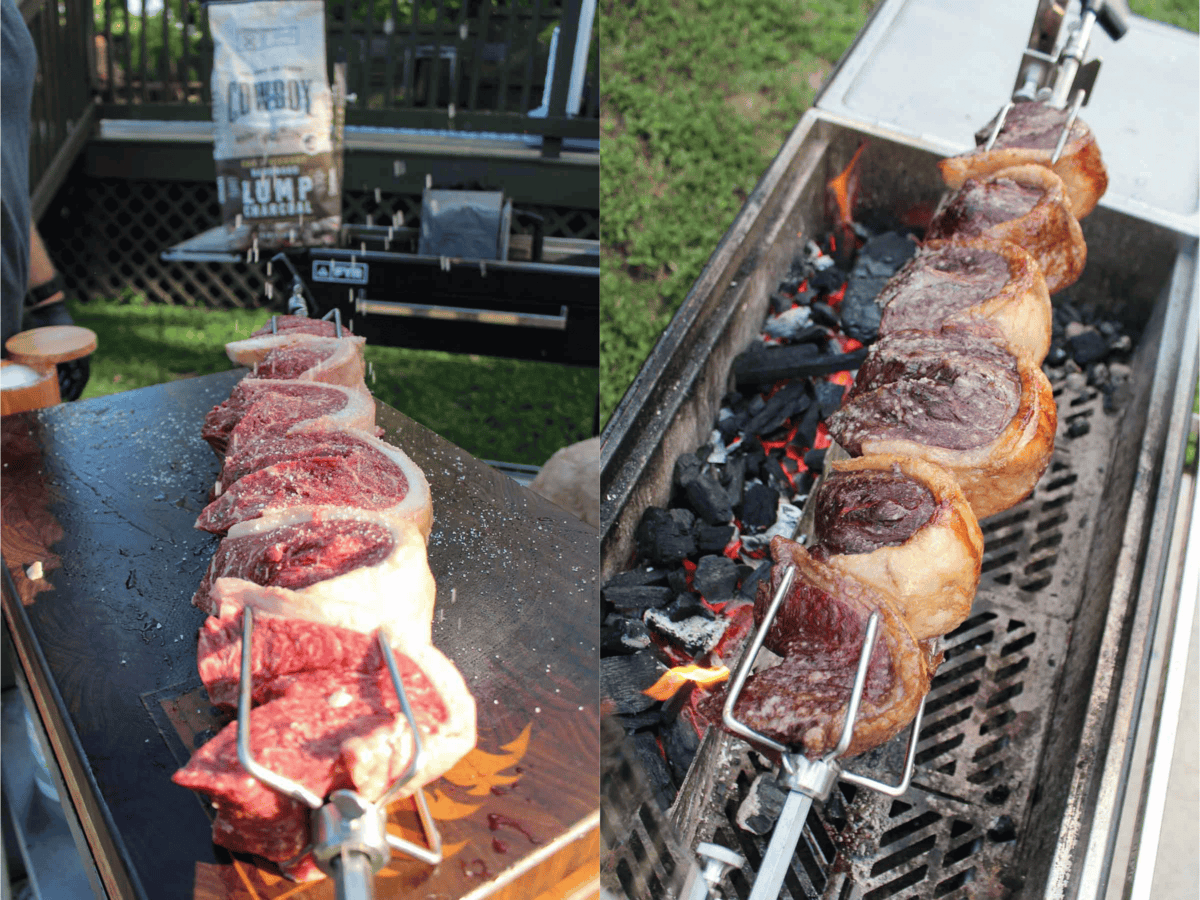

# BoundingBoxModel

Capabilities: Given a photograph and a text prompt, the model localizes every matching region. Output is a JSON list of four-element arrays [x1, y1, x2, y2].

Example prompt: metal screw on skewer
[[695, 565, 927, 900], [681, 843, 745, 900], [236, 608, 443, 900]]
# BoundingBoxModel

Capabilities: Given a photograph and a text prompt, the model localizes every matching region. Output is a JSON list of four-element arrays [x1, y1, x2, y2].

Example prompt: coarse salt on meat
[[192, 507, 437, 654], [197, 427, 432, 538], [201, 379, 376, 458]]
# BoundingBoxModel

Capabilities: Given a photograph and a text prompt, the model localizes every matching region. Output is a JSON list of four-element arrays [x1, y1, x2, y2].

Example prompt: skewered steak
[[201, 379, 376, 457], [174, 608, 475, 877], [197, 428, 432, 537], [193, 509, 437, 653], [877, 237, 1052, 365], [926, 164, 1086, 294], [701, 537, 937, 759], [939, 100, 1108, 218], [245, 337, 368, 389], [809, 454, 983, 640], [825, 325, 1056, 520], [249, 315, 352, 339]]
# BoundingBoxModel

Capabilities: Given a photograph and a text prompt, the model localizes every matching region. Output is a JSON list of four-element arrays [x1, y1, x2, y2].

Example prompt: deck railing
[[28, 0, 597, 213]]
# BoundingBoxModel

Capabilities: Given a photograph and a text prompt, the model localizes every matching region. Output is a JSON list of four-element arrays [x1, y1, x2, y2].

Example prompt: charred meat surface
[[830, 327, 1022, 453], [877, 237, 1052, 365], [927, 165, 1086, 294], [810, 455, 983, 640], [811, 468, 936, 555], [939, 100, 1108, 218]]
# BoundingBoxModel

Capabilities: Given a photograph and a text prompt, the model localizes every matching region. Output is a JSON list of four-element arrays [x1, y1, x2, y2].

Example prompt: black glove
[[24, 274, 91, 401]]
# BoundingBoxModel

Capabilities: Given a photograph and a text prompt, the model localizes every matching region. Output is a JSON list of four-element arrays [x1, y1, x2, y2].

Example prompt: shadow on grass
[[70, 298, 598, 466]]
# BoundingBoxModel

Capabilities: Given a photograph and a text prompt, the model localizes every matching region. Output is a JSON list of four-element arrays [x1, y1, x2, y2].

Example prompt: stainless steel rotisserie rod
[[744, 609, 881, 900]]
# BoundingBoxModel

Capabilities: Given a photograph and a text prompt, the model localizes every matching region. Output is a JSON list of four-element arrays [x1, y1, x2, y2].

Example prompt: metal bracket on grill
[[684, 565, 927, 900], [235, 607, 443, 900], [1011, 0, 1128, 108]]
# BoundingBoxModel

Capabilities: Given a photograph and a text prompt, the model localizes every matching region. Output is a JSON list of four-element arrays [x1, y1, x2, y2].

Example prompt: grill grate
[[43, 175, 599, 309], [602, 364, 1117, 899]]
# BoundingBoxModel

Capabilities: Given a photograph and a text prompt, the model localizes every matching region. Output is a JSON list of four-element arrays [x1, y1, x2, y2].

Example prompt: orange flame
[[644, 664, 730, 701], [827, 141, 868, 233]]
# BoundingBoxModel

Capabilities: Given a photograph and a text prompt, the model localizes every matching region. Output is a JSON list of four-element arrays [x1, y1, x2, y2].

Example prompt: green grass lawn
[[69, 296, 598, 467], [599, 0, 1199, 429]]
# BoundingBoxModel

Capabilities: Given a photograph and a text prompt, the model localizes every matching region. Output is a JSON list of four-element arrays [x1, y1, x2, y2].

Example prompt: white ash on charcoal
[[736, 771, 791, 836]]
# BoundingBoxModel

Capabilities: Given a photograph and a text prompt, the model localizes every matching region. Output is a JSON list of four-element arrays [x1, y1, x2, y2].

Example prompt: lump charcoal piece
[[644, 608, 727, 657], [736, 772, 790, 835], [762, 455, 792, 493], [722, 456, 747, 510], [809, 266, 846, 294], [769, 291, 794, 315], [804, 447, 827, 472], [809, 301, 841, 330], [743, 381, 811, 437], [733, 345, 869, 388], [839, 290, 883, 344], [764, 308, 823, 343], [601, 614, 652, 655], [667, 592, 714, 622], [794, 402, 822, 451], [193, 509, 437, 655], [630, 731, 676, 812], [738, 559, 772, 600], [199, 429, 431, 538], [604, 565, 670, 590], [662, 715, 701, 784], [635, 507, 697, 566], [696, 524, 736, 554], [814, 380, 846, 419], [1067, 328, 1109, 365], [667, 566, 691, 597], [603, 584, 675, 611], [602, 650, 664, 716], [858, 231, 918, 273], [692, 555, 740, 603], [740, 482, 779, 532], [685, 470, 734, 525], [673, 452, 704, 489]]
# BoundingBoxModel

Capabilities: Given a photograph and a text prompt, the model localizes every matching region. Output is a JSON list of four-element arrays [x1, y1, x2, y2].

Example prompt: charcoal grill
[[599, 2, 1199, 898]]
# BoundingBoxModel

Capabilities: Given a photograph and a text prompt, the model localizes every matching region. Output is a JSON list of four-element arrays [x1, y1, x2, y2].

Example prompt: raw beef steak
[[175, 608, 475, 874], [193, 509, 437, 652], [200, 428, 432, 537], [201, 380, 376, 457]]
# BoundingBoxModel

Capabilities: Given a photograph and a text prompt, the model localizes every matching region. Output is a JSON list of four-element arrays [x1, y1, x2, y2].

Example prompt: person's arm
[[26, 225, 66, 311]]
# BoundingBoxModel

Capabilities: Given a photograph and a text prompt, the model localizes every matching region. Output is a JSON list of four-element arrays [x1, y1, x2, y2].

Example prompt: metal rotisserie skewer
[[235, 606, 442, 900]]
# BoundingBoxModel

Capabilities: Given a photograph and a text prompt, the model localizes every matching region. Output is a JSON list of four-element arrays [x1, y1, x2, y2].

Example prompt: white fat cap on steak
[[198, 507, 437, 654]]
